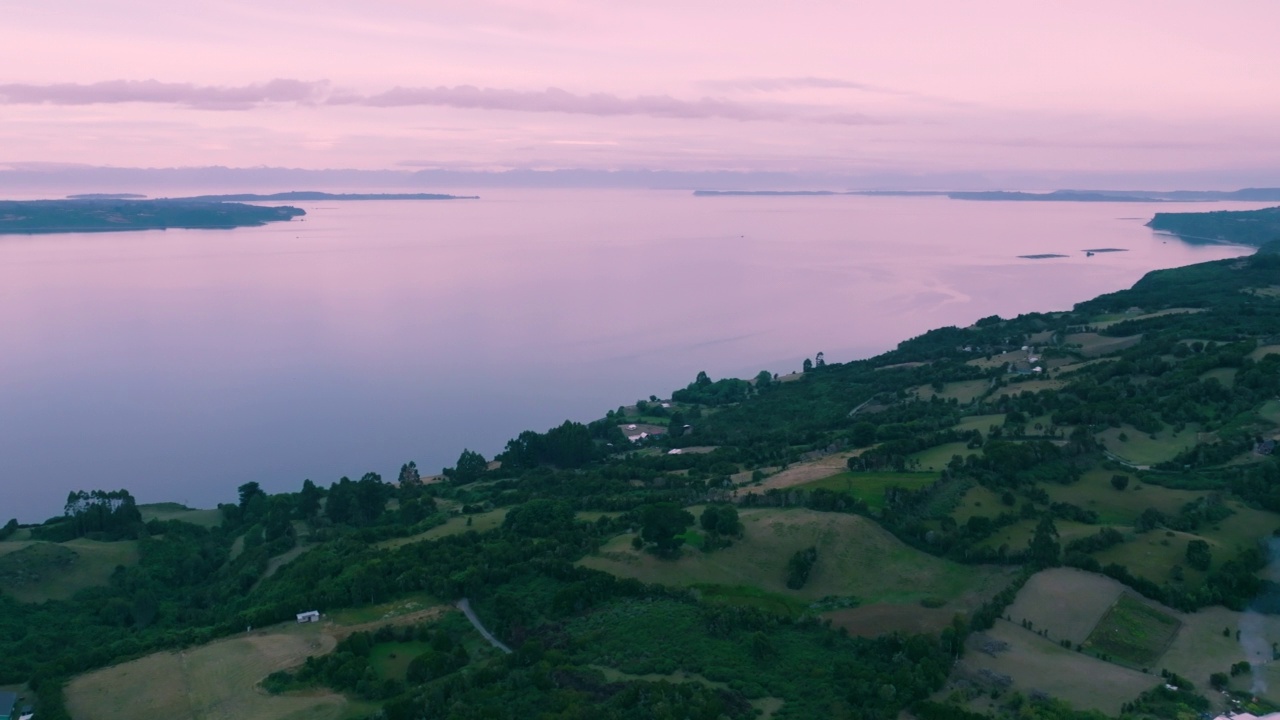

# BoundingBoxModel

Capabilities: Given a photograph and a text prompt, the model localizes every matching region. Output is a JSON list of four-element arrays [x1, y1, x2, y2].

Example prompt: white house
[[296, 610, 320, 623]]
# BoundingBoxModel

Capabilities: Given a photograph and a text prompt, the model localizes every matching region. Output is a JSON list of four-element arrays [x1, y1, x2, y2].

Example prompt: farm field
[[973, 519, 1097, 555], [1064, 332, 1143, 357], [957, 619, 1155, 715], [912, 379, 991, 404], [0, 538, 139, 602], [950, 485, 1009, 524], [1259, 400, 1280, 427], [1082, 594, 1181, 667], [908, 441, 978, 472], [1005, 568, 1125, 644], [64, 623, 367, 720], [1042, 469, 1202, 525], [580, 507, 1009, 610], [1201, 367, 1237, 387], [376, 509, 509, 549], [327, 592, 444, 629], [1093, 529, 1210, 588], [994, 379, 1065, 399], [952, 413, 1005, 435], [1097, 424, 1202, 466], [795, 471, 939, 509], [1249, 344, 1280, 361], [139, 503, 223, 528]]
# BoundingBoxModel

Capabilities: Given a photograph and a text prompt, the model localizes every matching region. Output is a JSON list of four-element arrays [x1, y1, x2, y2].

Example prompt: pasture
[[1005, 568, 1125, 645], [0, 538, 139, 603], [1063, 332, 1143, 358], [1093, 529, 1210, 588], [795, 471, 939, 509], [1250, 345, 1280, 361], [1096, 423, 1201, 466], [912, 379, 991, 404], [952, 413, 1005, 435], [908, 441, 978, 472], [64, 623, 367, 720], [376, 508, 509, 549], [1201, 367, 1237, 387], [369, 641, 431, 681], [580, 507, 1008, 613], [1043, 469, 1202, 525], [1259, 399, 1280, 427], [139, 503, 223, 528], [1083, 594, 1181, 668], [958, 619, 1155, 716], [994, 379, 1065, 399]]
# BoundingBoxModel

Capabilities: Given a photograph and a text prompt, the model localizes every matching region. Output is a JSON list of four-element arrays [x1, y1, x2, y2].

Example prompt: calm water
[[0, 190, 1260, 521]]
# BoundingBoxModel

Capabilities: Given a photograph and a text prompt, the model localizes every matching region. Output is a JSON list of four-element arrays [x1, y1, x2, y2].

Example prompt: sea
[[0, 190, 1263, 521]]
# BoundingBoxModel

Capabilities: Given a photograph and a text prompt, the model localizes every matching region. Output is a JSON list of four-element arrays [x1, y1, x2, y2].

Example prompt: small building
[[296, 610, 320, 623], [18, 707, 33, 720], [0, 691, 16, 720]]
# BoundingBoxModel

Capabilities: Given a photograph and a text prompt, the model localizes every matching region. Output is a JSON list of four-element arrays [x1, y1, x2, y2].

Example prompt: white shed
[[296, 610, 320, 623]]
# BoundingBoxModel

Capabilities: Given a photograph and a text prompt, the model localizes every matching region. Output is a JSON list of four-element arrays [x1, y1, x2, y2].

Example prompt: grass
[[1064, 333, 1143, 358], [959, 619, 1156, 716], [1043, 469, 1203, 526], [950, 485, 1010, 524], [64, 622, 370, 720], [973, 520, 1097, 555], [580, 507, 1006, 608], [1249, 345, 1280, 361], [369, 641, 431, 681], [908, 441, 978, 471], [994, 379, 1065, 399], [0, 538, 140, 603], [795, 471, 939, 510], [138, 503, 223, 528], [952, 413, 1006, 435], [1094, 530, 1210, 588], [1096, 423, 1202, 466], [328, 592, 442, 627], [913, 379, 991, 404], [591, 664, 785, 718], [1259, 399, 1280, 427], [376, 508, 509, 549], [1006, 568, 1126, 645], [1201, 367, 1238, 387], [1083, 594, 1181, 667]]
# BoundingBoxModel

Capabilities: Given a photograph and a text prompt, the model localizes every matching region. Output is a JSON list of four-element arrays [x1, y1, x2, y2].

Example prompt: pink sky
[[2, 1, 1278, 180]]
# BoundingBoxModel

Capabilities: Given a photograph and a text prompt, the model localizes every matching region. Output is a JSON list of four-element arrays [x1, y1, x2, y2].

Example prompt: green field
[[328, 592, 442, 627], [1259, 399, 1280, 427], [1065, 333, 1143, 357], [908, 441, 978, 471], [64, 622, 373, 720], [369, 641, 431, 680], [1097, 423, 1202, 466], [580, 507, 1007, 609], [1200, 367, 1237, 387], [913, 379, 991, 404], [796, 471, 939, 509], [0, 538, 140, 603], [1043, 469, 1203, 526], [950, 485, 1009, 524], [1094, 529, 1210, 588], [1249, 344, 1280, 361], [1083, 594, 1181, 667], [1005, 568, 1126, 645], [376, 509, 509, 549], [139, 503, 224, 528], [952, 413, 1005, 435]]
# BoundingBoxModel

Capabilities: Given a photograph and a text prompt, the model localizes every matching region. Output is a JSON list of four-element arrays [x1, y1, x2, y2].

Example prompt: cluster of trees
[[785, 547, 818, 589], [33, 489, 143, 541]]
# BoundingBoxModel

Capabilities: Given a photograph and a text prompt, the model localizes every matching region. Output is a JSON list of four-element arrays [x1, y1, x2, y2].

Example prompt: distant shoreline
[[694, 187, 1280, 203]]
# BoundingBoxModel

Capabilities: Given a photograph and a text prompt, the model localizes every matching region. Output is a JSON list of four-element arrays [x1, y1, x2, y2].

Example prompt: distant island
[[1147, 205, 1280, 246], [1018, 253, 1068, 259], [174, 191, 480, 202], [693, 187, 1280, 202], [0, 199, 304, 234], [66, 193, 148, 200]]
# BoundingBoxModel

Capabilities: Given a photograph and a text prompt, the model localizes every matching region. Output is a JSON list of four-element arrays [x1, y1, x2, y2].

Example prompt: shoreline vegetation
[[0, 192, 478, 235], [3, 204, 1280, 720], [694, 188, 1280, 202]]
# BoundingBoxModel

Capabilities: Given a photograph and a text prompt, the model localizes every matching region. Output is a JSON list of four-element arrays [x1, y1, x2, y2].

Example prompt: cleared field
[[1250, 345, 1280, 361], [1064, 333, 1142, 358], [959, 619, 1155, 715], [994, 379, 1065, 399], [139, 503, 223, 528], [953, 413, 1005, 435], [795, 471, 939, 509], [973, 519, 1097, 555], [1196, 501, 1279, 555], [737, 453, 851, 492], [369, 641, 431, 680], [908, 441, 979, 472], [1200, 367, 1238, 387], [1097, 424, 1201, 466], [1094, 529, 1210, 588], [1163, 606, 1280, 703], [1006, 568, 1125, 644], [64, 623, 361, 720], [950, 485, 1009, 524], [1, 538, 139, 603], [1259, 400, 1280, 427], [1091, 308, 1204, 330], [966, 350, 1022, 370], [1044, 469, 1202, 526], [376, 509, 509, 549], [913, 379, 991, 404], [580, 507, 1008, 609], [328, 592, 443, 628], [1083, 594, 1181, 667]]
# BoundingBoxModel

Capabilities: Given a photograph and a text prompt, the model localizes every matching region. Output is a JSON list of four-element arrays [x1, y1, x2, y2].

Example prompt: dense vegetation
[[0, 199, 303, 234], [4, 234, 1280, 719]]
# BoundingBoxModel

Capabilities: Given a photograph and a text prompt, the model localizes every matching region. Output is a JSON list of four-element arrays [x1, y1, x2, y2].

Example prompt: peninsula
[[174, 191, 480, 202], [1147, 205, 1280, 246], [0, 199, 304, 235]]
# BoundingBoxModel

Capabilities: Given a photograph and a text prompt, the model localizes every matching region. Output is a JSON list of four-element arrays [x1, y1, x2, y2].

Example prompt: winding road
[[456, 598, 512, 654]]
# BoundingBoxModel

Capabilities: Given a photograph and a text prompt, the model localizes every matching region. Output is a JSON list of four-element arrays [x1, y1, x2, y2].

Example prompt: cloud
[[0, 78, 889, 124], [700, 76, 895, 94], [0, 79, 330, 109], [330, 85, 783, 122]]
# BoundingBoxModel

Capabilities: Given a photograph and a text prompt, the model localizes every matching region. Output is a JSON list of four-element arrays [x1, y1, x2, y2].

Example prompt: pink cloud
[[0, 79, 329, 109]]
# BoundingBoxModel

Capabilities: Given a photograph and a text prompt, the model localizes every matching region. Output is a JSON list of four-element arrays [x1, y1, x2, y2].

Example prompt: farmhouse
[[0, 691, 15, 720], [296, 610, 320, 623]]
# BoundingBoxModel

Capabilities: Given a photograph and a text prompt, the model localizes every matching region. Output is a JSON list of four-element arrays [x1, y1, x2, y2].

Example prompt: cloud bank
[[0, 79, 883, 124]]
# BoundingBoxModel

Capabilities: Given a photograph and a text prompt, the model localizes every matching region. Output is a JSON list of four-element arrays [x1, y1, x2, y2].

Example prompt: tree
[[754, 370, 773, 389], [1111, 474, 1130, 491], [453, 449, 488, 485], [815, 351, 825, 368], [803, 358, 813, 373], [298, 479, 322, 518], [786, 546, 818, 589], [1186, 539, 1212, 571], [238, 481, 264, 509], [639, 503, 694, 558], [1028, 515, 1060, 568], [851, 421, 877, 448], [398, 461, 421, 487]]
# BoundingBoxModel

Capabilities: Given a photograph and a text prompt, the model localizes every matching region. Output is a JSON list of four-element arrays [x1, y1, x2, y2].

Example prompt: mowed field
[[376, 508, 509, 549], [1096, 424, 1202, 466], [580, 507, 1009, 623], [795, 471, 939, 510], [1042, 469, 1202, 526], [0, 538, 140, 603], [64, 623, 368, 720]]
